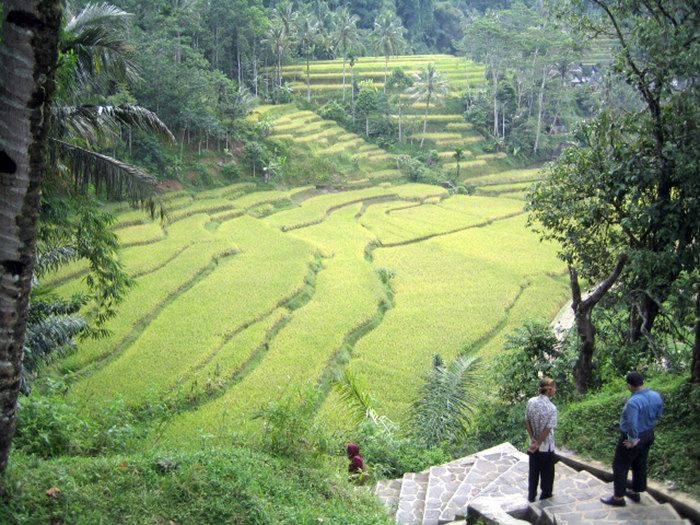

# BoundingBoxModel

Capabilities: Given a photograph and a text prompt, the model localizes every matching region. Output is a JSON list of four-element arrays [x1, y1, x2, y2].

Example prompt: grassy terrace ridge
[[52, 182, 567, 440]]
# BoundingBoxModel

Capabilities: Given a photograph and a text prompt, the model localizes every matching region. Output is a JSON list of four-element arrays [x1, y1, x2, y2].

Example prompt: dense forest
[[60, 0, 620, 183], [2, 0, 700, 523]]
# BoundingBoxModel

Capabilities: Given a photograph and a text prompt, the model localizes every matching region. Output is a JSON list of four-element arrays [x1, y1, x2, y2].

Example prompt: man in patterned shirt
[[525, 377, 558, 502]]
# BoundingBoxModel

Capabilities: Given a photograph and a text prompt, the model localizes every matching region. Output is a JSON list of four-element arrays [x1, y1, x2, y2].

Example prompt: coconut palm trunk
[[420, 95, 432, 148], [0, 0, 62, 472], [342, 59, 347, 101]]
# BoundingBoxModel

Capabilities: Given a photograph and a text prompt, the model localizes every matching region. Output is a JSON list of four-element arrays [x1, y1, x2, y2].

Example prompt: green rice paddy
[[55, 182, 567, 445]]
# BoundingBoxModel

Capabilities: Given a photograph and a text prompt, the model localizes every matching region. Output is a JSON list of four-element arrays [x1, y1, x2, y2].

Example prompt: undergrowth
[[0, 448, 393, 525]]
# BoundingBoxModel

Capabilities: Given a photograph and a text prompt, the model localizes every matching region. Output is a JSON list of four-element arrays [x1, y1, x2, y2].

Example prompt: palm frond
[[52, 139, 159, 203], [52, 104, 175, 145], [332, 369, 380, 426], [24, 314, 88, 371], [62, 2, 140, 92], [409, 354, 483, 447], [34, 244, 79, 279], [99, 104, 176, 142]]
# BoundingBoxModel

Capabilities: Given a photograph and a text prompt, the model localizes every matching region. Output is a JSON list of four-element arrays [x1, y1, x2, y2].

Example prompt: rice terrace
[[51, 181, 568, 442], [4, 0, 700, 523]]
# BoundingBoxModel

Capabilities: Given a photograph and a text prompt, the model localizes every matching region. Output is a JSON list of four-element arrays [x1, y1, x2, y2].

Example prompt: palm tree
[[262, 19, 294, 91], [56, 2, 174, 202], [294, 11, 321, 103], [45, 2, 176, 343], [0, 0, 63, 473], [453, 147, 466, 178], [406, 62, 450, 148], [372, 11, 407, 92], [331, 8, 361, 102], [409, 354, 483, 447]]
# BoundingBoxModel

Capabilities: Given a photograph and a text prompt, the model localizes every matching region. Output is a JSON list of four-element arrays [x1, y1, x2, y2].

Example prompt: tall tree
[[461, 13, 514, 138], [385, 67, 414, 143], [331, 7, 361, 102], [262, 17, 294, 90], [0, 0, 63, 472], [372, 11, 407, 92], [407, 62, 450, 148], [530, 0, 700, 384], [294, 9, 321, 103]]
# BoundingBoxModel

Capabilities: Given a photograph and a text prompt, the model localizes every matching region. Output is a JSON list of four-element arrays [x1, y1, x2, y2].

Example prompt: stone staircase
[[373, 443, 693, 525]]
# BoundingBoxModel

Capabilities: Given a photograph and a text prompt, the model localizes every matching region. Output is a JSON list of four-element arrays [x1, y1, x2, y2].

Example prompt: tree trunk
[[420, 96, 431, 149], [0, 0, 62, 472], [691, 283, 700, 385], [534, 66, 546, 154], [629, 293, 660, 344], [306, 54, 311, 103], [570, 254, 628, 394], [342, 58, 347, 102]]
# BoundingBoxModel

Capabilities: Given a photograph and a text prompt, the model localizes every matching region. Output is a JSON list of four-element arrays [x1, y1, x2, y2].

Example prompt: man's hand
[[623, 439, 639, 449]]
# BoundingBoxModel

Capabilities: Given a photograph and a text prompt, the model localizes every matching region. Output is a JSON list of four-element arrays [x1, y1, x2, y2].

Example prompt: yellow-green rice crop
[[195, 183, 255, 199], [208, 209, 246, 223], [364, 153, 395, 162], [118, 214, 213, 277], [476, 273, 569, 359], [174, 308, 290, 400], [476, 152, 508, 160], [230, 190, 292, 210], [264, 186, 395, 232], [68, 217, 317, 407], [319, 138, 365, 155], [436, 137, 484, 147], [436, 194, 524, 221], [159, 206, 386, 443], [461, 159, 488, 167], [394, 183, 448, 201], [294, 128, 343, 143], [342, 212, 566, 421], [360, 198, 486, 245], [466, 168, 541, 185], [369, 169, 401, 179], [445, 122, 473, 131], [409, 132, 462, 141], [62, 238, 239, 370], [42, 259, 90, 287], [116, 221, 165, 247], [476, 182, 536, 195], [167, 198, 238, 221]]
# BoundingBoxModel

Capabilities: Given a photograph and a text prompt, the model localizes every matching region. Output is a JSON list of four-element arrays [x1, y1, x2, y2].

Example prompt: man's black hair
[[626, 371, 644, 387]]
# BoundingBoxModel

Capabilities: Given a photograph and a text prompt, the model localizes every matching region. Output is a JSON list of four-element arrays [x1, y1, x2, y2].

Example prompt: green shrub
[[15, 391, 139, 458], [348, 419, 450, 479], [219, 162, 240, 181], [252, 382, 331, 460], [319, 99, 350, 125]]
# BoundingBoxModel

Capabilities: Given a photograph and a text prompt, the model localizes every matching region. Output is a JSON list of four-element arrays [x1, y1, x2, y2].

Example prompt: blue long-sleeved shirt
[[620, 388, 664, 441]]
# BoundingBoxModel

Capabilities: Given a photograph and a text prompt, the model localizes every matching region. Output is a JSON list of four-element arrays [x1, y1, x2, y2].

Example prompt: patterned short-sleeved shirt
[[526, 394, 558, 452]]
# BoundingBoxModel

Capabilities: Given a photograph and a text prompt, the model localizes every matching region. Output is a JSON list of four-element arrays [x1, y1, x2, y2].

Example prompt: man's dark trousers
[[612, 429, 655, 498], [528, 450, 556, 502]]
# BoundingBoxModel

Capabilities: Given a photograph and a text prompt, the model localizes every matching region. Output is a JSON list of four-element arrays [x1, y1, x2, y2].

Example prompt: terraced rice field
[[56, 183, 567, 445], [249, 53, 504, 183]]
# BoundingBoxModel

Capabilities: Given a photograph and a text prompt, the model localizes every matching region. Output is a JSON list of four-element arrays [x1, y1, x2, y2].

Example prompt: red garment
[[347, 443, 364, 473]]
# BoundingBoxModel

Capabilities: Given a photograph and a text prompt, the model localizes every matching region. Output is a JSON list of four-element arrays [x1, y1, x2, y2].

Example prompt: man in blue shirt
[[601, 371, 664, 507]]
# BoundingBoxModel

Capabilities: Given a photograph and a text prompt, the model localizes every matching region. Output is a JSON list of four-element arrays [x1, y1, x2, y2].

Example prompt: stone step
[[537, 484, 682, 525], [396, 470, 430, 525], [422, 457, 477, 525], [439, 447, 523, 523], [557, 519, 693, 525], [375, 478, 403, 515]]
